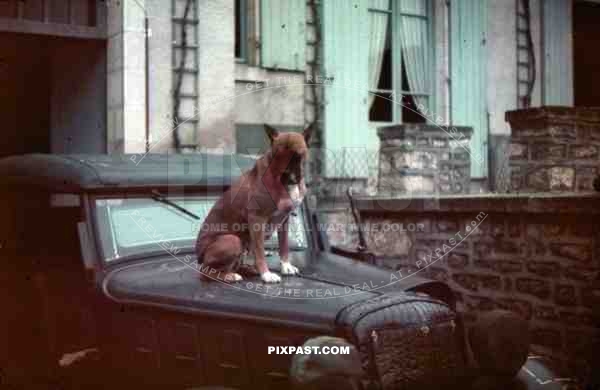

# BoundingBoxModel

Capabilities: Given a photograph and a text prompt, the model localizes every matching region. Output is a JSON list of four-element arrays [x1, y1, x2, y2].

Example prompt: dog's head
[[264, 124, 313, 186]]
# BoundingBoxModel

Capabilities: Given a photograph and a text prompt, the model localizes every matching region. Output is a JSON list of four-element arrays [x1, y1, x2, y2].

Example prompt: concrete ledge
[[355, 192, 600, 215], [377, 124, 473, 140], [506, 106, 600, 131]]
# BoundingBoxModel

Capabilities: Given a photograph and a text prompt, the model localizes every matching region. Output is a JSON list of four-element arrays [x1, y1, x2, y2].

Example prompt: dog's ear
[[264, 124, 279, 144], [303, 124, 313, 145]]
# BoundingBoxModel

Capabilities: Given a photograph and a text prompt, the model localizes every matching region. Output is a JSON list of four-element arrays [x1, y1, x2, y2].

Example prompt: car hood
[[103, 251, 453, 332]]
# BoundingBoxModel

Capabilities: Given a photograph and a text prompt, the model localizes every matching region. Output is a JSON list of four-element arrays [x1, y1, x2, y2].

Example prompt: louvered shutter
[[542, 0, 574, 105], [450, 0, 488, 178], [261, 0, 307, 71], [322, 0, 371, 178]]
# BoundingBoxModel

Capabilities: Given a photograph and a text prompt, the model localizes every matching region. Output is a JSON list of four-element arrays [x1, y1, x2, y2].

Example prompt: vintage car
[[0, 154, 579, 390]]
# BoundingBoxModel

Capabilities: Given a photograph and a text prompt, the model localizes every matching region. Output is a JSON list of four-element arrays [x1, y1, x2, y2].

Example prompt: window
[[94, 195, 308, 262], [368, 0, 432, 124], [235, 0, 248, 62]]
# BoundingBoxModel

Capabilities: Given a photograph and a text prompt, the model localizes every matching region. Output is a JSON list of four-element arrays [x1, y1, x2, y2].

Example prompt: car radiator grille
[[337, 292, 468, 390]]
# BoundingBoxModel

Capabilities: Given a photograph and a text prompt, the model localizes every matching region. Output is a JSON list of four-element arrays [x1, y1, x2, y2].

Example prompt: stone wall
[[378, 124, 473, 195], [505, 106, 600, 192], [355, 194, 600, 382]]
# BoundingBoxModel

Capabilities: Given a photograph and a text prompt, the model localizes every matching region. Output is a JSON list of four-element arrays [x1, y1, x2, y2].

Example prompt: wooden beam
[[0, 16, 107, 39]]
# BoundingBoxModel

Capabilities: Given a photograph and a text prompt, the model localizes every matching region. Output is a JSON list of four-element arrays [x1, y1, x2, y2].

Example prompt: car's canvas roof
[[0, 153, 257, 192]]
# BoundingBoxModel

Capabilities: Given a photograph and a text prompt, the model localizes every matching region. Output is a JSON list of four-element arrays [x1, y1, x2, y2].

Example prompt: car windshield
[[94, 194, 308, 262]]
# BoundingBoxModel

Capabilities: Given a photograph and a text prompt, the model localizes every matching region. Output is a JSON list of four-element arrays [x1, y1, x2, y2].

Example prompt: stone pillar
[[106, 0, 148, 153], [377, 124, 473, 195], [196, 0, 235, 154], [505, 107, 600, 192], [146, 0, 173, 153]]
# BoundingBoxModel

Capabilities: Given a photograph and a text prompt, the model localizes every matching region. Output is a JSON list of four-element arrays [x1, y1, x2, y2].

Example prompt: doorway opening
[[573, 1, 600, 107], [0, 32, 106, 158]]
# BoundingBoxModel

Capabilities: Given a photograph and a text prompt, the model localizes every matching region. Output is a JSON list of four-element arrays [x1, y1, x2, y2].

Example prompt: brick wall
[[505, 106, 600, 192], [356, 194, 600, 381]]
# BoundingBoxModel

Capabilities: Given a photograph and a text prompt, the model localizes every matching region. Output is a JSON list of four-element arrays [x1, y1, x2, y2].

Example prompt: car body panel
[[0, 153, 535, 389]]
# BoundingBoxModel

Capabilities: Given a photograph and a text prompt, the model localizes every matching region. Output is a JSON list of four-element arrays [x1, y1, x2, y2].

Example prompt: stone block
[[531, 144, 566, 160], [549, 167, 575, 190], [473, 240, 521, 259], [576, 173, 596, 191], [366, 227, 412, 257], [549, 243, 592, 263], [436, 218, 458, 233], [554, 284, 577, 306], [558, 310, 595, 327], [580, 287, 600, 309], [509, 143, 528, 160], [447, 253, 469, 269], [543, 224, 566, 238], [497, 298, 533, 320], [526, 224, 543, 239], [507, 218, 522, 238], [464, 294, 498, 312], [534, 305, 558, 322], [563, 330, 599, 356], [569, 144, 598, 159], [473, 259, 524, 274], [527, 167, 551, 190], [516, 278, 551, 299], [489, 220, 505, 238], [425, 266, 450, 283], [562, 266, 598, 282], [547, 125, 576, 140], [527, 260, 561, 278], [531, 327, 563, 349], [431, 138, 448, 147], [479, 274, 503, 291], [453, 273, 479, 292]]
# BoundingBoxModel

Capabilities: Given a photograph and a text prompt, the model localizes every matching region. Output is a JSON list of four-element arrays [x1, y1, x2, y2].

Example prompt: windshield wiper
[[151, 190, 200, 220]]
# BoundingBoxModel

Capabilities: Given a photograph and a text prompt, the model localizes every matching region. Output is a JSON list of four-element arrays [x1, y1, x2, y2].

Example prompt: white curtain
[[368, 0, 390, 109], [398, 0, 429, 110]]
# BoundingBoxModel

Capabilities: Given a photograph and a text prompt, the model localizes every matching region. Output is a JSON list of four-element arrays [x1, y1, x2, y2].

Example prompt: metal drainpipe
[[145, 16, 150, 153]]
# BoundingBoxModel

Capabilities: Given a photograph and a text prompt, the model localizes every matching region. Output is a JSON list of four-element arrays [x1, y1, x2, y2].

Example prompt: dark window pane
[[377, 28, 392, 90], [401, 94, 426, 123], [369, 93, 393, 122], [235, 0, 242, 58], [401, 57, 426, 123]]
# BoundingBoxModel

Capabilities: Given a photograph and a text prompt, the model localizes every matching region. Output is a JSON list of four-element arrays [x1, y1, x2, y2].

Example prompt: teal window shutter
[[542, 0, 573, 105], [322, 0, 370, 178], [450, 0, 487, 178], [261, 0, 306, 71]]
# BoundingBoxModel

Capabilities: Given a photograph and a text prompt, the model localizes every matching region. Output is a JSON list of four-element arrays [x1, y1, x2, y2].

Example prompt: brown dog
[[195, 124, 312, 283]]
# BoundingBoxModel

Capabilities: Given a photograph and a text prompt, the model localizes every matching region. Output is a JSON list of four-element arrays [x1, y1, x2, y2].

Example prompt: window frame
[[368, 0, 436, 125]]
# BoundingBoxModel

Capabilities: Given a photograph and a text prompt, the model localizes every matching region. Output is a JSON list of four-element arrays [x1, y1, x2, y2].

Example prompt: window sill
[[234, 63, 307, 84], [234, 63, 270, 84]]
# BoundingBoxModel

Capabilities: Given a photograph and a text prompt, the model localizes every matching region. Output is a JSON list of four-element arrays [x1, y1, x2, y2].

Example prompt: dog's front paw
[[261, 271, 282, 283], [280, 261, 299, 275], [224, 272, 243, 282]]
